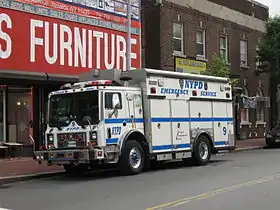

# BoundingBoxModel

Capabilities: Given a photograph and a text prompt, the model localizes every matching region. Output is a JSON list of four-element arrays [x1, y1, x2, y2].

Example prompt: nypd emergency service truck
[[34, 68, 235, 175]]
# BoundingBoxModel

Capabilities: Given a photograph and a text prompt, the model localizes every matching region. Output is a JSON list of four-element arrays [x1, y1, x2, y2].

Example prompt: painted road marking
[[0, 208, 11, 210], [146, 173, 280, 210]]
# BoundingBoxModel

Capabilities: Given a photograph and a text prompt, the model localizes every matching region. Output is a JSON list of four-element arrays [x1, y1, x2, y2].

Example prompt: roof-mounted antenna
[[120, 71, 132, 87]]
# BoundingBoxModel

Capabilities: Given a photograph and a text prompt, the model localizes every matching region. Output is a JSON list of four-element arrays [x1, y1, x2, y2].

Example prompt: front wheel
[[191, 135, 211, 166], [119, 140, 145, 175]]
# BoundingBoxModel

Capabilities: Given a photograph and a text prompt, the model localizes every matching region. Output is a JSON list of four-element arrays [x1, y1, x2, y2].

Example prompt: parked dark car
[[265, 121, 280, 147]]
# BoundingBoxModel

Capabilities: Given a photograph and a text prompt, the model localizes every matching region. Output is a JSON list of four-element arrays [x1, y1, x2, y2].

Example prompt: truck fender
[[192, 131, 214, 152], [118, 129, 150, 155]]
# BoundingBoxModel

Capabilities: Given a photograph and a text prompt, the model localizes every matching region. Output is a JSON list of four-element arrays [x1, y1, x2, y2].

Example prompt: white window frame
[[219, 36, 228, 62], [240, 87, 250, 124], [256, 45, 261, 69], [256, 38, 262, 69], [240, 40, 248, 66], [173, 23, 184, 54], [256, 89, 265, 123], [196, 30, 206, 58]]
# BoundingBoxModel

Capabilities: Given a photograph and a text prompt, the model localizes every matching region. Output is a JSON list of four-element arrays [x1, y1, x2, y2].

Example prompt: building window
[[240, 40, 248, 66], [7, 86, 32, 145], [173, 23, 183, 54], [240, 87, 249, 123], [220, 36, 228, 62], [256, 89, 265, 122], [256, 38, 262, 69], [196, 30, 205, 58]]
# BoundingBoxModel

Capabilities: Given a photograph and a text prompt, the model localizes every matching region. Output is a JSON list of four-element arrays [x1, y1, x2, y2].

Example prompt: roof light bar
[[60, 83, 72, 90]]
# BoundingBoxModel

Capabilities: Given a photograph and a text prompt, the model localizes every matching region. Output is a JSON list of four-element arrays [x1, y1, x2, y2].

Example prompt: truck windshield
[[48, 91, 99, 128]]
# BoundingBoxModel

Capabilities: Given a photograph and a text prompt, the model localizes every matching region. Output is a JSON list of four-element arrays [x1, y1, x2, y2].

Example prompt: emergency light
[[60, 80, 113, 90]]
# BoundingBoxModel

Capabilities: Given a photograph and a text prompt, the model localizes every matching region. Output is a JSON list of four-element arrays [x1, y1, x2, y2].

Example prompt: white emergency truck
[[34, 68, 235, 175]]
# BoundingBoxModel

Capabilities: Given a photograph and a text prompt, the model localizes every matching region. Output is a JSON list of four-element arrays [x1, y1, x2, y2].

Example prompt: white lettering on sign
[[45, 21, 58, 64], [30, 19, 43, 62], [0, 13, 12, 59], [29, 18, 137, 70]]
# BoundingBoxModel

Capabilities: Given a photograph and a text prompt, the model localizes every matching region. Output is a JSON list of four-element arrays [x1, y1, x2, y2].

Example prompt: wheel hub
[[129, 147, 142, 169], [199, 142, 209, 160]]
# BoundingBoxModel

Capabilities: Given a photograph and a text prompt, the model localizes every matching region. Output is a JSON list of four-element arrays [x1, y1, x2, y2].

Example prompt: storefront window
[[8, 86, 32, 145]]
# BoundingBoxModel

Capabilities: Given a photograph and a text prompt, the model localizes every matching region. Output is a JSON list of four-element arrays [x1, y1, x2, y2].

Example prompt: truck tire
[[119, 140, 145, 175], [191, 135, 211, 166]]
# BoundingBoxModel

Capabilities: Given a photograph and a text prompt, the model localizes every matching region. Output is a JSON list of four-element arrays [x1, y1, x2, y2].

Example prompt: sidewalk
[[235, 138, 266, 151], [0, 138, 266, 184], [0, 158, 64, 184]]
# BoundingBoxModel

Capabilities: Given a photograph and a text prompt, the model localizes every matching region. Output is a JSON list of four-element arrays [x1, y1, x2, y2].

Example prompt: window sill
[[173, 52, 187, 58], [240, 122, 252, 126], [196, 56, 208, 62], [255, 121, 266, 126], [240, 65, 249, 69]]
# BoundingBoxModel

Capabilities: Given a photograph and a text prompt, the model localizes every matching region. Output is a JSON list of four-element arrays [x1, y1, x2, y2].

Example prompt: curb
[[231, 146, 265, 153], [0, 171, 65, 185]]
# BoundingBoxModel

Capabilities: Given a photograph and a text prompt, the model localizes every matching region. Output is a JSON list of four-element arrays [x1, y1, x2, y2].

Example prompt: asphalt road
[[1, 148, 280, 210]]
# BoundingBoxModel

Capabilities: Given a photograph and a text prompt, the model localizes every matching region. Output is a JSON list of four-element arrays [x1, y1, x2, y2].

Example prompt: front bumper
[[34, 148, 105, 164]]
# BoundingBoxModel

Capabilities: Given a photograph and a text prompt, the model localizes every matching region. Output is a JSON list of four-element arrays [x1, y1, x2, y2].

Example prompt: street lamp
[[126, 0, 132, 71]]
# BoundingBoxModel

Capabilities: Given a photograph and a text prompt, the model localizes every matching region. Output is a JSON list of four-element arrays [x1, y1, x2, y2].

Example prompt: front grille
[[57, 132, 86, 148]]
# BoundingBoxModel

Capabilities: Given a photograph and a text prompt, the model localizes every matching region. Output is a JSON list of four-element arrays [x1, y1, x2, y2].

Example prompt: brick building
[[142, 0, 270, 140]]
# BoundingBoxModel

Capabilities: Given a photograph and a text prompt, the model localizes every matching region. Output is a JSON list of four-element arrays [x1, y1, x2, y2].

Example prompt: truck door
[[171, 99, 190, 151], [104, 91, 129, 146], [126, 91, 144, 132], [212, 101, 229, 147]]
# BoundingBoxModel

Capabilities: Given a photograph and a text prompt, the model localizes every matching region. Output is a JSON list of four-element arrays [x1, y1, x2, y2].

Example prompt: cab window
[[105, 92, 122, 109]]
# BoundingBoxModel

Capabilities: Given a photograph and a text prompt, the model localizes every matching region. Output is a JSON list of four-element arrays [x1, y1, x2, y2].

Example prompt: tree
[[202, 53, 239, 87], [257, 16, 280, 78]]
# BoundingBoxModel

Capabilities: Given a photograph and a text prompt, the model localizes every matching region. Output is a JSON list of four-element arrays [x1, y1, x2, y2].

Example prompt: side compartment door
[[189, 100, 213, 136], [212, 101, 228, 147], [104, 91, 129, 145], [151, 99, 172, 153], [171, 100, 190, 151], [126, 92, 144, 132]]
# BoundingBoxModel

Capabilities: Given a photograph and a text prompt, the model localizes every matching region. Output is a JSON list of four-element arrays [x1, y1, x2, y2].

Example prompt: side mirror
[[82, 116, 92, 125], [112, 93, 121, 109]]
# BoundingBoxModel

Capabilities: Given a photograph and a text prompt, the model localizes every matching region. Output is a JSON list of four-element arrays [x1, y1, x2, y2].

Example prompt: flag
[[242, 95, 257, 109]]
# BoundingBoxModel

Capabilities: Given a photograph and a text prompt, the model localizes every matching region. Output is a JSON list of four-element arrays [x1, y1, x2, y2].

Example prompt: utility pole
[[126, 0, 131, 71]]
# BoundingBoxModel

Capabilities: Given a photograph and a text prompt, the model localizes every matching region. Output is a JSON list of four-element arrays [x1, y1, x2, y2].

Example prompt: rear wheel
[[119, 140, 145, 175], [191, 135, 211, 165]]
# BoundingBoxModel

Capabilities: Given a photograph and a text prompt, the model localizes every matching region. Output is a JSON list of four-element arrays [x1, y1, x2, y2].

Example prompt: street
[[1, 148, 280, 210]]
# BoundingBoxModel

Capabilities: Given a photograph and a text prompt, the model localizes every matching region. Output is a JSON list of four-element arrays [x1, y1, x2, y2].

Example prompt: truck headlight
[[47, 134, 54, 143], [90, 131, 97, 141]]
